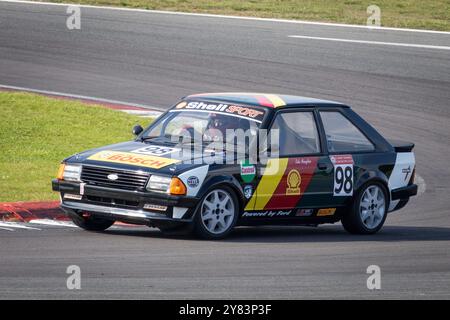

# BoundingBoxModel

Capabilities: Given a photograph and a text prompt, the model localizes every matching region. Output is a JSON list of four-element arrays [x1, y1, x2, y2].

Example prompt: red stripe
[[255, 95, 274, 107], [263, 157, 318, 210]]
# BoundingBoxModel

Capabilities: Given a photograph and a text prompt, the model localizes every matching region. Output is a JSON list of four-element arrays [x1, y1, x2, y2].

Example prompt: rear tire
[[69, 211, 115, 231], [193, 186, 239, 240], [342, 181, 388, 235]]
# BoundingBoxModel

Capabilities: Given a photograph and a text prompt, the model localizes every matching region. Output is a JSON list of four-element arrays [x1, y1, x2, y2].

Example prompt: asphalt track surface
[[1, 1, 450, 299]]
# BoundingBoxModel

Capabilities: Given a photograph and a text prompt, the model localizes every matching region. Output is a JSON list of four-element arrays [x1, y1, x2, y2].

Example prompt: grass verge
[[38, 0, 449, 31], [0, 92, 149, 202]]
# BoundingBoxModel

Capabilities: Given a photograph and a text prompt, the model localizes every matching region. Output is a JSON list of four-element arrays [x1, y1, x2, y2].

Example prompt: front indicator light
[[56, 164, 65, 180], [169, 177, 186, 195], [56, 163, 82, 182]]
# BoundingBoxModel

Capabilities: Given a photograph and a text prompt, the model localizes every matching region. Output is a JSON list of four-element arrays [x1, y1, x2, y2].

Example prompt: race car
[[52, 93, 418, 239]]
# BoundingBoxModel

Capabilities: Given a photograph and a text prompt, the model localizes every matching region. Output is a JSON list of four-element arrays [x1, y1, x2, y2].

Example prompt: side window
[[320, 111, 374, 153], [271, 111, 320, 156]]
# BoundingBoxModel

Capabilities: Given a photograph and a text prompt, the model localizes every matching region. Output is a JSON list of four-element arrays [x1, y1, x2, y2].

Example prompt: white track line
[[0, 222, 41, 230], [288, 35, 450, 51], [2, 0, 450, 35], [0, 226, 15, 231], [0, 84, 164, 113], [121, 109, 163, 117], [28, 219, 78, 227]]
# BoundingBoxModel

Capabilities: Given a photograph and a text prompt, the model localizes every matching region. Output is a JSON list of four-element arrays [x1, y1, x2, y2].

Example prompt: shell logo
[[286, 169, 301, 195], [175, 101, 187, 109]]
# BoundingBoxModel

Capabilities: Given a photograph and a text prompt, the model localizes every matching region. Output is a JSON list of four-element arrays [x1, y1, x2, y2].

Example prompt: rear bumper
[[53, 179, 197, 224], [391, 184, 418, 200]]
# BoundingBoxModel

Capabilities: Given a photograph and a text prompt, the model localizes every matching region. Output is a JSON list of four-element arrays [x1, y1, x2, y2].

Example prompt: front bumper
[[52, 179, 198, 224]]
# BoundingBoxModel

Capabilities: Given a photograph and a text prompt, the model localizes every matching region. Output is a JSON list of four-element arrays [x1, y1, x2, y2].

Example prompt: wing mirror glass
[[132, 124, 144, 136]]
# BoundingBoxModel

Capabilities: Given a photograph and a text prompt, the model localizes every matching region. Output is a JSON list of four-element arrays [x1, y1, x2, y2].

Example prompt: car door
[[244, 108, 334, 215], [317, 109, 378, 209]]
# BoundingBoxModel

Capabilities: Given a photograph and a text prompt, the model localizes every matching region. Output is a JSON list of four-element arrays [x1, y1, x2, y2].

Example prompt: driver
[[203, 113, 239, 142]]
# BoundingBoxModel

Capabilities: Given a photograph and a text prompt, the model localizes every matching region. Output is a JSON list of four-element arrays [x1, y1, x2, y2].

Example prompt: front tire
[[69, 211, 115, 231], [193, 186, 239, 240], [342, 181, 388, 235]]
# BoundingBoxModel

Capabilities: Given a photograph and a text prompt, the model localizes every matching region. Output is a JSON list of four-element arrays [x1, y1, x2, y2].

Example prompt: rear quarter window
[[320, 111, 375, 153]]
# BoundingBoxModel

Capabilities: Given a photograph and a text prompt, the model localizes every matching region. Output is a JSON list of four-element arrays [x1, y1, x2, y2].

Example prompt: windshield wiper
[[140, 135, 159, 141]]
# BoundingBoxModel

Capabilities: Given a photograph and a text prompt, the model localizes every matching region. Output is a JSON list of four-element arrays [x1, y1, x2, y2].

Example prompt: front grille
[[81, 166, 149, 191], [85, 195, 139, 208]]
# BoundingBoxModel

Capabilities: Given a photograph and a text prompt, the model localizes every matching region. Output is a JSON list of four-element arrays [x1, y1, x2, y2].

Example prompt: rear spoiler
[[388, 139, 415, 152]]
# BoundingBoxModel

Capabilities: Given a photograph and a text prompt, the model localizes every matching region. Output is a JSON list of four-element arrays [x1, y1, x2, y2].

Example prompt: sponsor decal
[[186, 176, 199, 188], [132, 146, 179, 156], [317, 208, 336, 216], [286, 169, 301, 195], [64, 194, 82, 200], [87, 151, 179, 169], [402, 165, 412, 181], [174, 101, 265, 122], [296, 208, 314, 217], [330, 154, 354, 196], [240, 160, 256, 183], [242, 210, 292, 218], [243, 185, 253, 199], [175, 101, 187, 109], [178, 165, 209, 197], [143, 203, 168, 212]]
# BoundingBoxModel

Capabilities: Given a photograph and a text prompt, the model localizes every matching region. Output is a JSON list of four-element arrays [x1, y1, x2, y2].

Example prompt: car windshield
[[142, 110, 261, 147]]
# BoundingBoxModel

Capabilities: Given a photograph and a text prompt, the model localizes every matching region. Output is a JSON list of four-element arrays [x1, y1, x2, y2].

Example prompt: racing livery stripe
[[264, 94, 286, 108], [388, 152, 415, 211], [255, 95, 274, 107], [244, 158, 289, 211], [263, 157, 319, 209], [187, 92, 286, 108]]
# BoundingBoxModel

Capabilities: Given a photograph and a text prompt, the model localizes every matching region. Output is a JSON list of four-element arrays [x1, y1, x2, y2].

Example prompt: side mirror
[[132, 125, 144, 136]]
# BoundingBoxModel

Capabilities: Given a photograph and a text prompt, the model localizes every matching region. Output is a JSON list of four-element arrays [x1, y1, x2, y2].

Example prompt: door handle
[[317, 162, 331, 171]]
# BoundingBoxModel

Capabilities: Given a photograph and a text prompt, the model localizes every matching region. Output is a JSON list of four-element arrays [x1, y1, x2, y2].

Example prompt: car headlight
[[147, 175, 186, 195], [56, 163, 82, 182]]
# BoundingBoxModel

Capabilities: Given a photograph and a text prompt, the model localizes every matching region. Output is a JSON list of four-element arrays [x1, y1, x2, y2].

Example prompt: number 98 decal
[[132, 146, 179, 156], [330, 155, 354, 196]]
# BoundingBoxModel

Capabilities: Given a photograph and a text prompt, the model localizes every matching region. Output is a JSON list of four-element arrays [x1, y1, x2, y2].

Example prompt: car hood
[[66, 140, 224, 175]]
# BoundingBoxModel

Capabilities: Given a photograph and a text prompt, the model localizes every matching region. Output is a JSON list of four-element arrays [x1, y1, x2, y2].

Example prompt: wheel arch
[[197, 175, 245, 212], [353, 173, 390, 209]]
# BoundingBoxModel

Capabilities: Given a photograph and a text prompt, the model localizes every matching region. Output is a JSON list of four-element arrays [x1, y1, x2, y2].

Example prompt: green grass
[[0, 92, 150, 202], [39, 0, 450, 31]]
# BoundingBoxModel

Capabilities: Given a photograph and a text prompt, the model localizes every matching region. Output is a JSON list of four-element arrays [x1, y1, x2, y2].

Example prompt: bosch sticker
[[87, 151, 179, 169]]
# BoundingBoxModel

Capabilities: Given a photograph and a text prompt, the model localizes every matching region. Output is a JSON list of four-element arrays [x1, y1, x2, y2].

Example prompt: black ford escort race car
[[52, 93, 417, 239]]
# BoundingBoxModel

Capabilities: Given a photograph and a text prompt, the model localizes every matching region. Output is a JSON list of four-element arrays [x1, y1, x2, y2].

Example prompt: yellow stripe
[[244, 158, 288, 210], [265, 94, 285, 108]]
